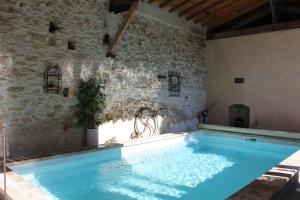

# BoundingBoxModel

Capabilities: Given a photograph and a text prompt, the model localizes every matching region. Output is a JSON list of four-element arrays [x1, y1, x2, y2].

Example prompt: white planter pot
[[86, 129, 99, 147]]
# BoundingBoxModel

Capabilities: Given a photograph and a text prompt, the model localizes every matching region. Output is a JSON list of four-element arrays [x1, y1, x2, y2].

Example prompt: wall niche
[[49, 22, 58, 33], [44, 65, 62, 94], [67, 39, 76, 50]]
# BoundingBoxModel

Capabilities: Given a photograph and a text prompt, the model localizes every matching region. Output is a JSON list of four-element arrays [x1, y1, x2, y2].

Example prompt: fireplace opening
[[233, 116, 244, 128], [229, 104, 249, 128]]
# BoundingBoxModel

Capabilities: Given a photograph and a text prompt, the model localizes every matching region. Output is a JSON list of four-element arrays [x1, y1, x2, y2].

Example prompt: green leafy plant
[[77, 78, 106, 129]]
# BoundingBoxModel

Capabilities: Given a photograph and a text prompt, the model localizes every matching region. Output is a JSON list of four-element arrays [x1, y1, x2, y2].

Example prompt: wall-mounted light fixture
[[44, 64, 62, 94]]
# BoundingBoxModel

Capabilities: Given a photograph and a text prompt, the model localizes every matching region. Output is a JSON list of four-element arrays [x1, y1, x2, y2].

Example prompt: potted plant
[[77, 78, 106, 146]]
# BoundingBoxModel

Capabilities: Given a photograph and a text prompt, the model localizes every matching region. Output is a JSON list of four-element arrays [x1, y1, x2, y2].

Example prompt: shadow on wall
[[89, 57, 203, 145]]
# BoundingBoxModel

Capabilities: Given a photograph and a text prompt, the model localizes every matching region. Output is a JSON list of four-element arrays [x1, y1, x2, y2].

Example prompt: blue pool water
[[9, 130, 300, 200]]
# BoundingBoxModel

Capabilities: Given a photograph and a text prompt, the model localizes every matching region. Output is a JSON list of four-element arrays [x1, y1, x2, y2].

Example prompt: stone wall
[[0, 0, 207, 158]]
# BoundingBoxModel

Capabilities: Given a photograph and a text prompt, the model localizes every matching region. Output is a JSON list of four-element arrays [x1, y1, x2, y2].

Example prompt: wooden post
[[269, 0, 279, 23], [107, 0, 139, 57]]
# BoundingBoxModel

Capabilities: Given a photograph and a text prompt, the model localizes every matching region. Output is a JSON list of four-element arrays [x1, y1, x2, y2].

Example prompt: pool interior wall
[[8, 130, 300, 200]]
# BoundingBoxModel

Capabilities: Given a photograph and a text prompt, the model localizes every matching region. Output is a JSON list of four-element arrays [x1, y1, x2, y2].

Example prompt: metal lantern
[[44, 65, 62, 94]]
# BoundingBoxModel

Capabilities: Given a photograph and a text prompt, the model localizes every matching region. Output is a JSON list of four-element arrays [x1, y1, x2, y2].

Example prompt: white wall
[[138, 1, 204, 35], [208, 28, 300, 132]]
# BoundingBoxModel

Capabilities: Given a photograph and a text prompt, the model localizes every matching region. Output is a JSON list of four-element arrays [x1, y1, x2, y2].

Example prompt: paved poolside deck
[[228, 150, 300, 200]]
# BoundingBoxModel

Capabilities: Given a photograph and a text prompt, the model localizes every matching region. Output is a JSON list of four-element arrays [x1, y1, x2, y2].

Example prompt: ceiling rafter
[[147, 0, 300, 38], [280, 5, 300, 13], [206, 0, 268, 29], [208, 20, 300, 40], [178, 0, 208, 17], [186, 0, 224, 21], [169, 0, 189, 13], [159, 0, 176, 8], [194, 0, 238, 24], [227, 8, 270, 30]]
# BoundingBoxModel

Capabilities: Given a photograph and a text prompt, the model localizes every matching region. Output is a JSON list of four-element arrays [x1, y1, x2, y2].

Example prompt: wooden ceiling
[[148, 0, 268, 29], [109, 0, 300, 40]]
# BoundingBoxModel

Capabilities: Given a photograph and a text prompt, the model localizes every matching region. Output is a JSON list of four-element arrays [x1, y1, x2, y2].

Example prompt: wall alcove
[[229, 104, 250, 128]]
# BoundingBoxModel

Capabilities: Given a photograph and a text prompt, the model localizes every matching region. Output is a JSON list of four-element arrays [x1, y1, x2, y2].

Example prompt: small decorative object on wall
[[234, 77, 244, 84], [44, 65, 62, 94], [157, 74, 167, 80], [168, 71, 180, 97]]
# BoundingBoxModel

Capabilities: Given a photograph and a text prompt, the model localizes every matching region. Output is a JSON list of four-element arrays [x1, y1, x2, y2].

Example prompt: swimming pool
[[9, 130, 300, 200]]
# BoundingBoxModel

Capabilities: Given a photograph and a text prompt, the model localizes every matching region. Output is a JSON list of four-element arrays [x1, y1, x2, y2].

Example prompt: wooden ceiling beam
[[194, 0, 239, 24], [186, 0, 223, 21], [227, 8, 270, 30], [159, 0, 176, 8], [206, 0, 268, 29], [169, 0, 189, 13], [279, 5, 300, 14], [107, 0, 139, 57], [208, 5, 270, 33], [207, 20, 300, 40], [148, 0, 156, 3], [178, 0, 207, 17]]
